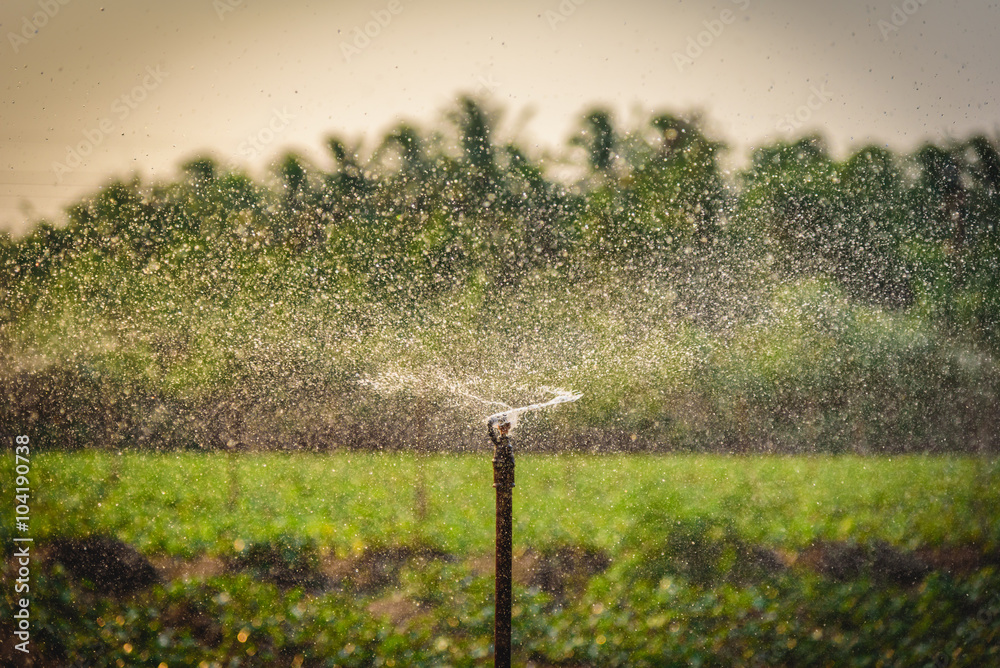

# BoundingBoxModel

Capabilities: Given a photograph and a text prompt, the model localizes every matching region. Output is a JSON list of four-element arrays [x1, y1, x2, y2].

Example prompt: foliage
[[2, 453, 999, 667], [15, 452, 1000, 559], [2, 99, 1000, 453]]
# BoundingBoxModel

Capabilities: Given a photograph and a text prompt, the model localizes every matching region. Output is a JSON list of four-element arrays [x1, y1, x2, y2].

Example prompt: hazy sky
[[2, 0, 998, 235]]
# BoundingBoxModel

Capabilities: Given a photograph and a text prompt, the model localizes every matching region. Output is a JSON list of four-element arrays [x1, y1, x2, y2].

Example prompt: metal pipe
[[490, 418, 514, 668]]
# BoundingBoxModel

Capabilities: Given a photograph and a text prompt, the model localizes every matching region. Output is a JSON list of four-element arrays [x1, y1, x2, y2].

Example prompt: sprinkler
[[489, 415, 514, 668], [485, 389, 581, 667]]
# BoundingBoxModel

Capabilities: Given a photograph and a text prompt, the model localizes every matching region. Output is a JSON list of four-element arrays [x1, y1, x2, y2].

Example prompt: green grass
[[18, 452, 1000, 558]]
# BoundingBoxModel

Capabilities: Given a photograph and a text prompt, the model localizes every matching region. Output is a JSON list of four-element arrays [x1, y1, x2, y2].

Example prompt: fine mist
[[2, 98, 999, 454]]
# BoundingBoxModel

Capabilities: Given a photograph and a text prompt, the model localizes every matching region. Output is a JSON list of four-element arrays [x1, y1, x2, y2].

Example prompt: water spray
[[484, 388, 584, 434], [486, 389, 581, 667]]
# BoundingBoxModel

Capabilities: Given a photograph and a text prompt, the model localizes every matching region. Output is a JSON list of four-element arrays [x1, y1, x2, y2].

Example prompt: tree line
[[2, 96, 998, 453], [4, 96, 998, 346]]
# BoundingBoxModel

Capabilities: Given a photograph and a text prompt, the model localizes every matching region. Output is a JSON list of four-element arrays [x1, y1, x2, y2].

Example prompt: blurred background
[[3, 0, 999, 235]]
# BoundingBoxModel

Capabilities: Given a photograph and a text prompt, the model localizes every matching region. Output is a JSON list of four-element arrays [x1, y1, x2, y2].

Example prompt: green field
[[3, 453, 1000, 666], [18, 452, 1000, 556]]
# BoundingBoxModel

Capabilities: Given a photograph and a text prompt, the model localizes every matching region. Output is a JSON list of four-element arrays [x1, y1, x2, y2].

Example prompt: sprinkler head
[[488, 415, 510, 432], [488, 415, 511, 443]]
